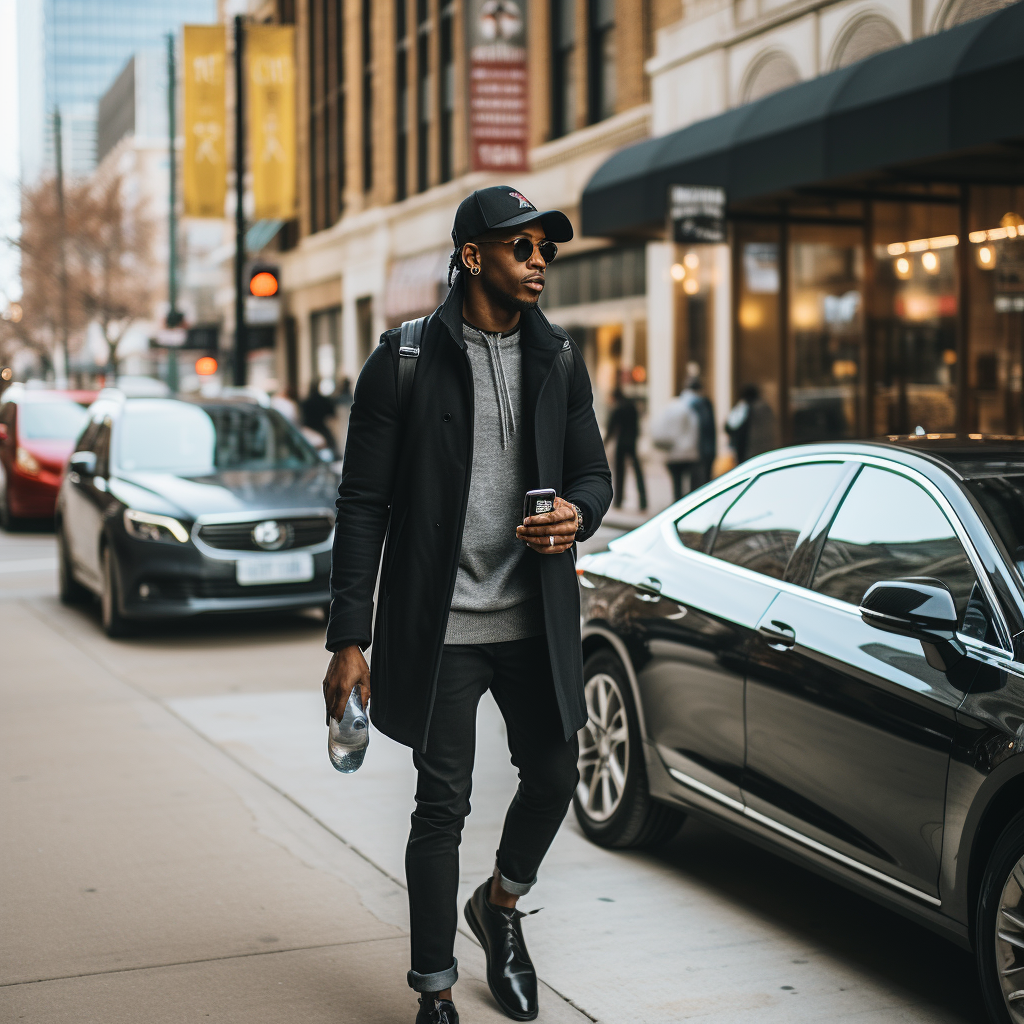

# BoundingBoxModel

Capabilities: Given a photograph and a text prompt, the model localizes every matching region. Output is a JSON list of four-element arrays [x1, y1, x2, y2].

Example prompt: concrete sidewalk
[[0, 597, 591, 1024]]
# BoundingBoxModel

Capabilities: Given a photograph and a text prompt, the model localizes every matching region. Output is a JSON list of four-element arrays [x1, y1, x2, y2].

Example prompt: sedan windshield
[[964, 473, 1024, 573], [18, 401, 90, 441], [115, 401, 317, 475]]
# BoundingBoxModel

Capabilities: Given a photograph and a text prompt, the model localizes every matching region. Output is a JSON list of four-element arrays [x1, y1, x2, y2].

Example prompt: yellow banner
[[182, 25, 227, 218], [248, 25, 296, 221]]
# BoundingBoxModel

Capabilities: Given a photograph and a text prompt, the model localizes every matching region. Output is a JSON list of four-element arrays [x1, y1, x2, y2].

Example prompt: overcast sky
[[0, 0, 19, 305]]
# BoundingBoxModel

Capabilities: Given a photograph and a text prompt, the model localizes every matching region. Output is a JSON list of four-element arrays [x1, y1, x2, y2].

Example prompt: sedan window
[[711, 462, 845, 581], [674, 482, 746, 553], [18, 402, 90, 441], [813, 466, 980, 621]]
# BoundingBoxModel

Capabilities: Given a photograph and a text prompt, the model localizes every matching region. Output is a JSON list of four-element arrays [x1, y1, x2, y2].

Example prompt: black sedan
[[576, 436, 1024, 1023], [56, 393, 339, 637]]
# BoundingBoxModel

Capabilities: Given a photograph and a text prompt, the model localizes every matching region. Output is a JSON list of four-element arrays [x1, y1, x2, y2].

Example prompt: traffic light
[[195, 356, 218, 376], [248, 264, 279, 298]]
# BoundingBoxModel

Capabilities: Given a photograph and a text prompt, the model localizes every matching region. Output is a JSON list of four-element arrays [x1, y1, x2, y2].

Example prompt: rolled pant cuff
[[407, 959, 458, 993], [496, 868, 537, 896]]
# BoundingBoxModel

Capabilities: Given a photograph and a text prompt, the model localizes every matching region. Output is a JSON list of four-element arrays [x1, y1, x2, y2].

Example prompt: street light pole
[[166, 33, 181, 393], [53, 108, 70, 383], [233, 14, 246, 386]]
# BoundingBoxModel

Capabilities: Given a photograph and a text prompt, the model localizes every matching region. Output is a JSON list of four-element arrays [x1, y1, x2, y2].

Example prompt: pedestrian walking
[[726, 383, 778, 463], [301, 380, 337, 453], [322, 186, 612, 1024], [606, 386, 647, 511], [692, 378, 716, 488], [652, 376, 703, 501]]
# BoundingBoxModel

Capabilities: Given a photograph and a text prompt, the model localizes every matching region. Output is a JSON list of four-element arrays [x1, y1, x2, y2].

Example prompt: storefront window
[[735, 223, 781, 439], [967, 185, 1024, 435], [871, 199, 959, 434], [672, 246, 714, 395], [789, 227, 863, 442]]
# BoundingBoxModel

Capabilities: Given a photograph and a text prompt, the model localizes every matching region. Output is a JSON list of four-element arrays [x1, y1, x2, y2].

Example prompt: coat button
[[442, 412, 451, 422]]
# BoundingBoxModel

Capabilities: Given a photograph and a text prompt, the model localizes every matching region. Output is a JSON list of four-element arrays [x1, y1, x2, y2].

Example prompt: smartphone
[[524, 488, 557, 520]]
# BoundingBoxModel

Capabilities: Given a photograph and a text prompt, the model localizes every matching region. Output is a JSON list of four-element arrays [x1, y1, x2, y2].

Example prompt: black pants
[[405, 634, 579, 992], [613, 442, 647, 510], [667, 459, 711, 502]]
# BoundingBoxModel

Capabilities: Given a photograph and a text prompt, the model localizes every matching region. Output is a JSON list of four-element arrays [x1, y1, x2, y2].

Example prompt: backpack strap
[[396, 315, 429, 416]]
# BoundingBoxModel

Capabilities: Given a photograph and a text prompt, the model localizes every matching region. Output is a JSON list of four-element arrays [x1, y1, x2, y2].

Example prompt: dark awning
[[581, 2, 1024, 236]]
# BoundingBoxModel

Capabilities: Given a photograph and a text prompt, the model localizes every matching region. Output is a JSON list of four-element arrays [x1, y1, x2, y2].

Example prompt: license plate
[[236, 551, 315, 586]]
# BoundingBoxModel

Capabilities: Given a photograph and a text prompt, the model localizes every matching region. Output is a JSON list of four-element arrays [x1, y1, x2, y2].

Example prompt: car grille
[[145, 574, 329, 600], [197, 515, 334, 551]]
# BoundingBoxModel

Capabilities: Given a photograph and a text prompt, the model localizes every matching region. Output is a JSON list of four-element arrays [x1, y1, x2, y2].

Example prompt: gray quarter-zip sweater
[[444, 322, 545, 645]]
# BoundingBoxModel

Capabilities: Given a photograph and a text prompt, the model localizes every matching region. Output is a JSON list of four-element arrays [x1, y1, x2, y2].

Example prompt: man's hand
[[323, 644, 371, 725], [516, 496, 578, 555]]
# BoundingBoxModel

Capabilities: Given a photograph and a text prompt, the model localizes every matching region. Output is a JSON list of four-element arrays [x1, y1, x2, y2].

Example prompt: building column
[[646, 241, 676, 423]]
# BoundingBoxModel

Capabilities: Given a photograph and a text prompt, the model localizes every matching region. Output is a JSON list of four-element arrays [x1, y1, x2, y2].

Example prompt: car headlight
[[123, 509, 190, 543], [15, 447, 40, 476]]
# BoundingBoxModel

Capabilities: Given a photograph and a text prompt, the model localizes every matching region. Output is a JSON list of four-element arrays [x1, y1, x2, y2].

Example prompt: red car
[[0, 389, 94, 528]]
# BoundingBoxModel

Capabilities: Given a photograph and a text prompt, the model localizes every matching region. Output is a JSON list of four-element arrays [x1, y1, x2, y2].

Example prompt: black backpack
[[385, 311, 574, 417]]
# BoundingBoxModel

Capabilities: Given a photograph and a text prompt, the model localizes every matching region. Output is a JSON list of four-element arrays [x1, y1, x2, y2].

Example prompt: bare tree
[[8, 169, 154, 378], [76, 170, 155, 375]]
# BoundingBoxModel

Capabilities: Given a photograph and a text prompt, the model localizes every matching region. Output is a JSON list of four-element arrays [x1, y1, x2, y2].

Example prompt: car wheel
[[101, 546, 132, 638], [977, 810, 1024, 1024], [573, 649, 685, 849], [57, 523, 89, 605]]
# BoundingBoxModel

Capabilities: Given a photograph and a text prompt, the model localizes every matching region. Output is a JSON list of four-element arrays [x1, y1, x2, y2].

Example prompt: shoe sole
[[463, 900, 539, 1022]]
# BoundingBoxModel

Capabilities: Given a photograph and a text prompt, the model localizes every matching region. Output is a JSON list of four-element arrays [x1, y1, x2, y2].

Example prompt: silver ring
[[549, 535, 554, 546]]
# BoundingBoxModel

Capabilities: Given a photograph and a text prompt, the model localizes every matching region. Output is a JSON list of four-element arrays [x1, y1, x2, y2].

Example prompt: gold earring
[[470, 266, 481, 276]]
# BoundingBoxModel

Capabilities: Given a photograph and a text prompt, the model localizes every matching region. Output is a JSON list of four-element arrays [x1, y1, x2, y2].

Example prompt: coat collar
[[437, 273, 567, 353]]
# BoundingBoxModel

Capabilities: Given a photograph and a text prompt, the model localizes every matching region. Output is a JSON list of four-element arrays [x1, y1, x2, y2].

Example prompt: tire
[[101, 546, 132, 638], [977, 810, 1024, 1024], [572, 648, 685, 849], [57, 522, 89, 605]]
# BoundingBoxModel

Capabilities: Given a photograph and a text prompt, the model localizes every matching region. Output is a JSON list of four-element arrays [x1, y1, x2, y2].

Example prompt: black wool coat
[[326, 281, 613, 751]]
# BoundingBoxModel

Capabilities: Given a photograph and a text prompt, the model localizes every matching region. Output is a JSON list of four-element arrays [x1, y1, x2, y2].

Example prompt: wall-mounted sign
[[183, 26, 227, 218], [669, 185, 727, 244], [467, 0, 529, 172]]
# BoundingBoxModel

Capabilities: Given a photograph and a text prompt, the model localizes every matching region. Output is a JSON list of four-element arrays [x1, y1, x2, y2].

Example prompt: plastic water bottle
[[328, 687, 369, 773]]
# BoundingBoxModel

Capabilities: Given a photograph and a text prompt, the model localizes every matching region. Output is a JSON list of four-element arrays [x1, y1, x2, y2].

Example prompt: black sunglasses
[[489, 237, 558, 264]]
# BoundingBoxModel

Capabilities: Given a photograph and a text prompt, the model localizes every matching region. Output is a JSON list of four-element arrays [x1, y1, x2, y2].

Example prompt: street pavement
[[1, 524, 988, 1023]]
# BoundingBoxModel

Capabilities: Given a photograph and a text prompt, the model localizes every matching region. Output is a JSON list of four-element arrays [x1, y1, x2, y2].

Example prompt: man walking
[[322, 186, 612, 1024], [606, 386, 647, 511]]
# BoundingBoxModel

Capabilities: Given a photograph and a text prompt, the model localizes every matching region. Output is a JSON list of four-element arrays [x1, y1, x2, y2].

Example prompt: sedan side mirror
[[861, 577, 965, 673], [68, 451, 97, 475]]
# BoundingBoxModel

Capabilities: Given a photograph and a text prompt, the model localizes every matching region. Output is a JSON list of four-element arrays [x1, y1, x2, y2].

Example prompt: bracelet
[[570, 503, 584, 535]]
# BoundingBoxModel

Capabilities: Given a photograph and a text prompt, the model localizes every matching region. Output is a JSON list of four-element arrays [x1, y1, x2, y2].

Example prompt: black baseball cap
[[452, 186, 573, 248]]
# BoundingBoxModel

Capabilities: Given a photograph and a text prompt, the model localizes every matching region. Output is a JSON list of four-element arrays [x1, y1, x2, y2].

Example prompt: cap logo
[[508, 191, 534, 210]]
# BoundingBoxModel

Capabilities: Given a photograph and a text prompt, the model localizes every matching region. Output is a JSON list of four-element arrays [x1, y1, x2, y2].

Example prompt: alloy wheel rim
[[996, 855, 1024, 1020], [577, 672, 629, 822]]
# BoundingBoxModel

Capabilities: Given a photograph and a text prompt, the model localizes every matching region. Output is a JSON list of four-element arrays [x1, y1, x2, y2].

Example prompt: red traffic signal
[[249, 268, 279, 298]]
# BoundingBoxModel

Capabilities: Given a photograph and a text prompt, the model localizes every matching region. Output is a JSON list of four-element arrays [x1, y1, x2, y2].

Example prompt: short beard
[[480, 272, 538, 314]]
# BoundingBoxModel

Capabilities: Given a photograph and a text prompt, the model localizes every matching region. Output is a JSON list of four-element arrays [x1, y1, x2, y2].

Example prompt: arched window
[[829, 14, 903, 69], [740, 50, 801, 104], [938, 0, 1015, 28]]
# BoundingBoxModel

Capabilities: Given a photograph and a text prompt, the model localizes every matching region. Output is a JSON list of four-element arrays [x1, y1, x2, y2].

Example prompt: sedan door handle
[[759, 619, 796, 651], [634, 576, 663, 602]]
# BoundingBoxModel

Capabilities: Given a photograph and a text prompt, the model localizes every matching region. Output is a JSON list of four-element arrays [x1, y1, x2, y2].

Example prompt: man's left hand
[[516, 496, 578, 554]]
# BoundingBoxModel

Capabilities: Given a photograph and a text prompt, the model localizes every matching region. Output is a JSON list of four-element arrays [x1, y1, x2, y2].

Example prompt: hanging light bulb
[[895, 257, 911, 278], [978, 245, 995, 269], [921, 251, 939, 274]]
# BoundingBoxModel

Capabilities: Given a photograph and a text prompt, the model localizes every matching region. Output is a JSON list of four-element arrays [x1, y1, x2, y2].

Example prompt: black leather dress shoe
[[464, 878, 538, 1021], [415, 996, 459, 1024]]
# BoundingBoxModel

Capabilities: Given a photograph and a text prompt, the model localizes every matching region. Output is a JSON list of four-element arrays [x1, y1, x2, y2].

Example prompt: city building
[[17, 0, 217, 183], [250, 0, 680, 430], [88, 48, 230, 388], [581, 0, 1024, 447]]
